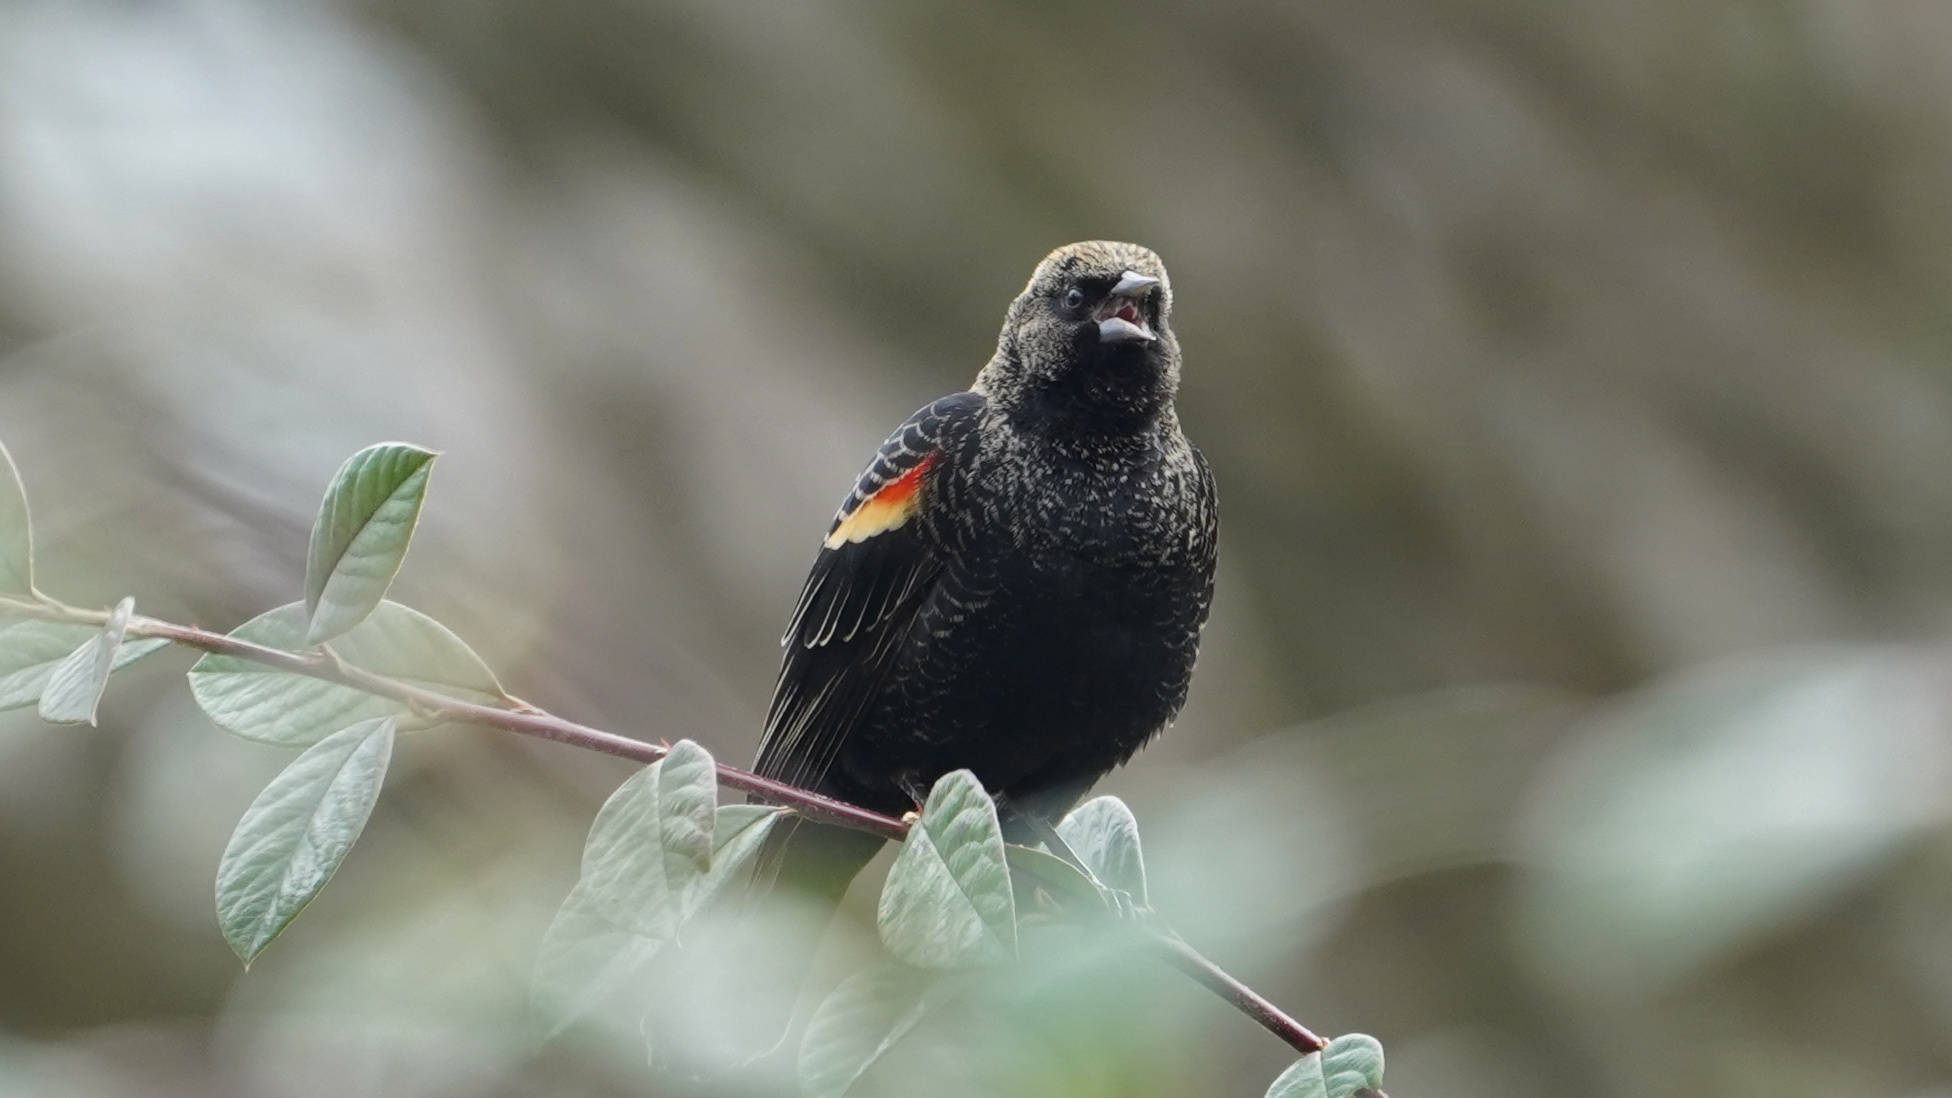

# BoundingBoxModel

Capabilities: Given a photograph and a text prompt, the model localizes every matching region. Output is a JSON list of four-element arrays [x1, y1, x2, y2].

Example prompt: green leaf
[[799, 961, 936, 1098], [1517, 650, 1951, 999], [303, 443, 437, 645], [1003, 843, 1107, 913], [579, 740, 722, 940], [1057, 796, 1149, 907], [530, 884, 665, 1038], [0, 440, 31, 597], [37, 596, 135, 725], [534, 803, 781, 1035], [690, 803, 785, 913], [215, 716, 397, 964], [1266, 1034, 1386, 1098], [877, 769, 1016, 969], [0, 619, 166, 712], [188, 600, 501, 746], [578, 744, 781, 940]]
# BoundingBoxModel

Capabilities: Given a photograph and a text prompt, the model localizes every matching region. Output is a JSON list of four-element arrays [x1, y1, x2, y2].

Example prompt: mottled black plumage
[[754, 240, 1218, 914]]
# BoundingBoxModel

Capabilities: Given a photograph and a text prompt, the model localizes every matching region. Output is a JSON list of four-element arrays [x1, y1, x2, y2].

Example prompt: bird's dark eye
[[1063, 287, 1086, 310]]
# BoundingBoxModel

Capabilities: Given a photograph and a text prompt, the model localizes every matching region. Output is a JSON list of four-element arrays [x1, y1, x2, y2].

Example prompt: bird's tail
[[750, 814, 886, 915], [744, 817, 885, 1047], [743, 817, 886, 1024]]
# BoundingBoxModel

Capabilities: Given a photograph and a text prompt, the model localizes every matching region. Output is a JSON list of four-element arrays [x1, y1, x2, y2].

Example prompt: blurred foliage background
[[3, 0, 1952, 1095]]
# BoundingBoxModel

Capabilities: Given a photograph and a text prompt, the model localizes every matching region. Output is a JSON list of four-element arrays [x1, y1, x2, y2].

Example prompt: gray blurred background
[[4, 0, 1952, 1095]]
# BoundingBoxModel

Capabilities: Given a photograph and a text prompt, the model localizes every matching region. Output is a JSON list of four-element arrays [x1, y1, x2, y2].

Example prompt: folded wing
[[754, 392, 982, 794]]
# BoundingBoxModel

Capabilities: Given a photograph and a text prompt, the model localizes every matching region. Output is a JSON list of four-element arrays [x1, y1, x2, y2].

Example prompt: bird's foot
[[895, 772, 931, 810]]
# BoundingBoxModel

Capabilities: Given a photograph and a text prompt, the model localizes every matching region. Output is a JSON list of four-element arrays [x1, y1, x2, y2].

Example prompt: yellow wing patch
[[824, 455, 936, 549]]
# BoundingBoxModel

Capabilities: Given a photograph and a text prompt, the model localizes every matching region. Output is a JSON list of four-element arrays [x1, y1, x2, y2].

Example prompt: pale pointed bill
[[1097, 269, 1161, 344]]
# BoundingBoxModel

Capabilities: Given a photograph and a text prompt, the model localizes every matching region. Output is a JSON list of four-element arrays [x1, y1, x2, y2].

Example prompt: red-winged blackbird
[[754, 240, 1218, 912]]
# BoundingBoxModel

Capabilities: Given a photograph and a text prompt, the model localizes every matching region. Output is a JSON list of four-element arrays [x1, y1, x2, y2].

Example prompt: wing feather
[[753, 392, 982, 794]]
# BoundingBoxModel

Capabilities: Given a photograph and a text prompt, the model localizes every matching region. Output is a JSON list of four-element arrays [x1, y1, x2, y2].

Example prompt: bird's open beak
[[1097, 270, 1162, 345]]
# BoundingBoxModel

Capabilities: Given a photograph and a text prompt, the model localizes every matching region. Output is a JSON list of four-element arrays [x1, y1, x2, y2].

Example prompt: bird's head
[[977, 241, 1180, 435]]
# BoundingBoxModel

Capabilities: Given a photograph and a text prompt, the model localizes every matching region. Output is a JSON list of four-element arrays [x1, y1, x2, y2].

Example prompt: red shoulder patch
[[824, 454, 938, 549]]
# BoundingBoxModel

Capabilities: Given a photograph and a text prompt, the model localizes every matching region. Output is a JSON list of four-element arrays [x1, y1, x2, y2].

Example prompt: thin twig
[[1, 594, 1331, 1055], [142, 615, 912, 841], [1149, 934, 1327, 1055], [0, 596, 908, 842]]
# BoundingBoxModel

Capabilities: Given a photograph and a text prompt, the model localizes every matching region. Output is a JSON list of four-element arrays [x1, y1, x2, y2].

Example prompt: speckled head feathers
[[1020, 240, 1173, 309], [976, 241, 1182, 434]]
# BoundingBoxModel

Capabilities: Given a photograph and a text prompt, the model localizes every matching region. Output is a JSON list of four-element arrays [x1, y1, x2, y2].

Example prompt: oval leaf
[[304, 443, 437, 645], [0, 440, 31, 596], [531, 884, 665, 1038], [216, 711, 396, 957], [188, 600, 501, 746], [1267, 1034, 1387, 1098], [535, 803, 781, 1037], [655, 741, 719, 896], [1003, 843, 1107, 913], [0, 619, 166, 712], [877, 769, 1017, 969], [38, 596, 135, 725], [215, 716, 397, 963], [580, 740, 722, 940], [1057, 795, 1149, 907], [799, 961, 935, 1098], [691, 803, 784, 913]]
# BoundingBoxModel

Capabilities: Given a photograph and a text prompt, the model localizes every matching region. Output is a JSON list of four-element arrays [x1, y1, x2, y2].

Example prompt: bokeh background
[[4, 1, 1952, 1095]]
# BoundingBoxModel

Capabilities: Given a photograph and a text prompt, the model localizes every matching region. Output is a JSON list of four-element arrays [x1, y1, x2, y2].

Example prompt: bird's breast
[[951, 432, 1206, 569]]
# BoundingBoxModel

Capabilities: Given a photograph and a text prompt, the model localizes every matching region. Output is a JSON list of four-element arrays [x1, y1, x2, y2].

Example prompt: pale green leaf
[[580, 740, 723, 940], [531, 884, 664, 1038], [0, 440, 30, 597], [1266, 1034, 1386, 1098], [1322, 1034, 1386, 1096], [188, 600, 501, 746], [799, 961, 935, 1098], [534, 803, 781, 1036], [38, 596, 135, 725], [655, 741, 718, 896], [0, 619, 166, 712], [1057, 795, 1149, 907], [877, 769, 1016, 969], [215, 716, 396, 963], [1518, 650, 1952, 998], [304, 443, 437, 645], [575, 745, 780, 942], [1003, 843, 1106, 912], [690, 803, 784, 913]]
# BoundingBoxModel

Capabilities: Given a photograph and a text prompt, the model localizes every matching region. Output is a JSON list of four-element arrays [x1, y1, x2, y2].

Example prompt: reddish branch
[[1152, 935, 1326, 1054], [121, 616, 910, 840], [86, 609, 1325, 1057]]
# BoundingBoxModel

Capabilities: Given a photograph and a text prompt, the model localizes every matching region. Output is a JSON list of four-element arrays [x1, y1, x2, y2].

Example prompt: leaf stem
[[0, 592, 1329, 1055]]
